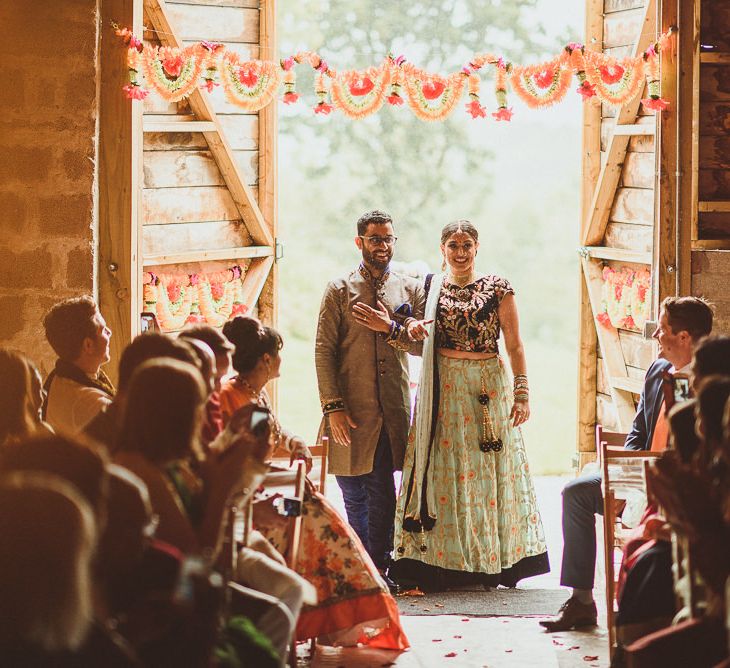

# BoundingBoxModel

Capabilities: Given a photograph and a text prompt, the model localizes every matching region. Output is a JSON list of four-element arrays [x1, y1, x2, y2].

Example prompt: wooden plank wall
[[141, 0, 274, 328], [691, 0, 730, 334], [592, 0, 656, 434]]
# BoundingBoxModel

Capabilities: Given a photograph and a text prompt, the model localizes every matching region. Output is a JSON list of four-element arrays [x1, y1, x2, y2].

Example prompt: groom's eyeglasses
[[359, 235, 398, 247]]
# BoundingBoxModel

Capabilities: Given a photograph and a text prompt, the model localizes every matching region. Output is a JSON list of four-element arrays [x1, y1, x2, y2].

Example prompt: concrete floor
[[298, 475, 610, 668]]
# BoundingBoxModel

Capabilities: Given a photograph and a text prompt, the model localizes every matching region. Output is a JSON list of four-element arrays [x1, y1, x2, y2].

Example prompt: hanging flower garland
[[140, 44, 207, 102], [330, 61, 391, 120], [402, 64, 465, 122], [583, 51, 645, 107], [116, 26, 676, 119], [597, 266, 651, 330], [509, 56, 573, 109], [220, 51, 281, 111], [143, 265, 247, 332]]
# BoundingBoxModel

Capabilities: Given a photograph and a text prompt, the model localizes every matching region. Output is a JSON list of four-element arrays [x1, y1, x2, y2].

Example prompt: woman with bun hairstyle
[[220, 316, 409, 650]]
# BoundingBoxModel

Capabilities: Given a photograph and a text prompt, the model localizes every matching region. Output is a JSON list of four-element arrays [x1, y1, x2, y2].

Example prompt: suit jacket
[[624, 358, 672, 450], [315, 266, 425, 475]]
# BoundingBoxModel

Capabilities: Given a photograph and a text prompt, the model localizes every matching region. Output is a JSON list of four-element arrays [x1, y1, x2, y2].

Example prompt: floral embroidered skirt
[[391, 355, 549, 590], [256, 491, 409, 648]]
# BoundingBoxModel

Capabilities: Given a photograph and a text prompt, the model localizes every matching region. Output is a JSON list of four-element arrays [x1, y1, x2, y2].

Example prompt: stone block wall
[[0, 0, 98, 374], [692, 251, 730, 335]]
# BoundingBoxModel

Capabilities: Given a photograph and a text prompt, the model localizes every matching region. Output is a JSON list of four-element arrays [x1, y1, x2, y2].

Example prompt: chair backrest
[[286, 461, 306, 571]]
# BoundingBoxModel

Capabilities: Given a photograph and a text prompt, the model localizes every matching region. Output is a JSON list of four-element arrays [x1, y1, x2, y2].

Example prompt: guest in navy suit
[[541, 296, 714, 632]]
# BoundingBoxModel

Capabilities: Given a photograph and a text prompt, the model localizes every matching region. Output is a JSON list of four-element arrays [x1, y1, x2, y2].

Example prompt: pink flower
[[466, 99, 486, 118], [623, 316, 637, 329], [577, 80, 596, 99], [283, 91, 299, 104], [596, 312, 612, 328], [314, 102, 333, 115], [422, 80, 445, 100], [238, 69, 259, 87], [189, 274, 200, 286], [123, 83, 148, 100], [387, 93, 404, 106], [644, 44, 657, 59], [349, 77, 375, 96], [534, 69, 554, 89], [200, 79, 217, 93], [599, 64, 624, 84], [394, 55, 406, 67], [200, 41, 223, 52], [567, 42, 584, 52], [642, 96, 669, 111], [162, 54, 184, 78], [232, 303, 248, 316], [280, 57, 295, 71], [315, 58, 328, 72], [492, 106, 513, 121]]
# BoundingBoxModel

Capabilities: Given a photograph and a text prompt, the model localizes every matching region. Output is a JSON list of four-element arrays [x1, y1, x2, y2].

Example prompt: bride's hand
[[510, 399, 530, 427], [407, 319, 433, 341], [352, 300, 392, 333]]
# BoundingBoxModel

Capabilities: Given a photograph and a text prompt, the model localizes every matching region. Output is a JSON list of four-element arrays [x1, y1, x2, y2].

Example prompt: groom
[[541, 296, 713, 631], [315, 210, 425, 589]]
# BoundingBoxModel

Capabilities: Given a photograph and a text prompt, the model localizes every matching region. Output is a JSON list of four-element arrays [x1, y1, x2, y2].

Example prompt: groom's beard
[[361, 246, 392, 272]]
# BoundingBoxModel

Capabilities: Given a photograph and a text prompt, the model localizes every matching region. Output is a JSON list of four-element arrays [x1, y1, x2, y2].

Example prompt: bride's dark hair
[[222, 316, 282, 374], [440, 219, 479, 244]]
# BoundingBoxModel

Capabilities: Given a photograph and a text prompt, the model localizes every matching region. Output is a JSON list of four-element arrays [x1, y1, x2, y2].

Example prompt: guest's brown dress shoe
[[539, 597, 598, 632]]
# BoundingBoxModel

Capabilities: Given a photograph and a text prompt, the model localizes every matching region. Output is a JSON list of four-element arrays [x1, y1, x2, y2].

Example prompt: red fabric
[[200, 392, 224, 448], [650, 400, 669, 452], [296, 590, 410, 649]]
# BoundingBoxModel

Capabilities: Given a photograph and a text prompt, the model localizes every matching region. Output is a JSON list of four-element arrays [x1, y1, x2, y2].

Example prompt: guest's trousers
[[335, 428, 396, 571], [559, 471, 603, 590]]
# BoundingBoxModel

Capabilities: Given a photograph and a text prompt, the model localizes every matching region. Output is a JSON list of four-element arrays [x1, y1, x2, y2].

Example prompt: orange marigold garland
[[140, 45, 206, 102], [509, 56, 573, 108], [402, 65, 465, 122], [116, 26, 148, 100], [597, 266, 651, 330], [220, 52, 281, 111], [330, 61, 391, 119], [387, 55, 406, 106], [200, 41, 224, 93], [583, 51, 645, 107], [641, 41, 669, 112], [491, 58, 513, 121]]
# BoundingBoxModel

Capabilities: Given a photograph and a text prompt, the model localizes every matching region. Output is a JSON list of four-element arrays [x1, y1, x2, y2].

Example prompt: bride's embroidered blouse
[[435, 275, 514, 354]]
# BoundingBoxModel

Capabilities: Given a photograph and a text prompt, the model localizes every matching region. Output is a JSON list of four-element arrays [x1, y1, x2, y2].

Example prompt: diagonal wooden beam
[[240, 256, 274, 312], [583, 0, 657, 247], [581, 257, 638, 431], [142, 0, 274, 248]]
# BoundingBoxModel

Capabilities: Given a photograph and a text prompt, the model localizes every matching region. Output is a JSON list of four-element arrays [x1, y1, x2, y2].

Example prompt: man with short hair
[[315, 210, 425, 588], [43, 296, 114, 434], [541, 296, 714, 631]]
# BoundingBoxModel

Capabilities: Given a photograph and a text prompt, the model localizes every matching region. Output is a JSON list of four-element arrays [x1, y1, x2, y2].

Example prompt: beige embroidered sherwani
[[315, 266, 425, 476]]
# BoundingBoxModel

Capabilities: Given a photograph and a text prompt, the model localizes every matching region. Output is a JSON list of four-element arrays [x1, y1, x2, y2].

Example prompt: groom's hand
[[328, 410, 357, 446]]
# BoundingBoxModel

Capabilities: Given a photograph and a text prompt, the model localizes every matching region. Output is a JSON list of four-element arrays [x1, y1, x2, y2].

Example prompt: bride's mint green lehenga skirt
[[391, 356, 549, 590]]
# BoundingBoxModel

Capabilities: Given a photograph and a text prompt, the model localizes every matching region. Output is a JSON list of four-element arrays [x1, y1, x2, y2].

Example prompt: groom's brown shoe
[[539, 598, 598, 632]]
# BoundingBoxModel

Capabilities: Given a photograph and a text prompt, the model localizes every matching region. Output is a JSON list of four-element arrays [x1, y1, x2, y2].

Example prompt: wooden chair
[[599, 426, 660, 659], [267, 436, 329, 494]]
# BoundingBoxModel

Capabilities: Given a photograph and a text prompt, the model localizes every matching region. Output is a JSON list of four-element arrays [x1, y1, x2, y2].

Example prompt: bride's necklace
[[447, 269, 477, 288]]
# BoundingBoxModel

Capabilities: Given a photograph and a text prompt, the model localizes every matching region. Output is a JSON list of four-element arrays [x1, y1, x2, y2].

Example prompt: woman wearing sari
[[356, 220, 549, 591], [219, 316, 408, 649]]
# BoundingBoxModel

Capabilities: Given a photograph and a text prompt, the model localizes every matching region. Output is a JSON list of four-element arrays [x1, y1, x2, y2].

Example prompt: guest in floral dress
[[219, 316, 409, 648], [356, 220, 549, 591]]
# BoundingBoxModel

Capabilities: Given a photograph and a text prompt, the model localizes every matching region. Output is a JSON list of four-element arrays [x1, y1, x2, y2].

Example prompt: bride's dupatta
[[401, 273, 443, 531]]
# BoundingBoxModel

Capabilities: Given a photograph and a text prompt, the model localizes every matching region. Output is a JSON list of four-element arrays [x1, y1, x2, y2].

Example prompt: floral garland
[[143, 265, 248, 332], [596, 266, 651, 331], [220, 51, 281, 111], [116, 26, 675, 119]]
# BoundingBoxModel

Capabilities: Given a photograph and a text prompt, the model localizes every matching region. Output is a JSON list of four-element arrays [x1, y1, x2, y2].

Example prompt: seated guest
[[541, 296, 713, 632], [113, 359, 309, 666], [84, 333, 198, 451], [43, 296, 114, 434], [668, 335, 730, 466], [178, 325, 234, 447], [220, 316, 409, 649], [0, 472, 97, 666], [0, 348, 52, 446]]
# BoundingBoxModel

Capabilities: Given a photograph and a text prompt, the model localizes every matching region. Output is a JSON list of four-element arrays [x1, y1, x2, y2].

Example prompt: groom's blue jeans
[[336, 428, 396, 571]]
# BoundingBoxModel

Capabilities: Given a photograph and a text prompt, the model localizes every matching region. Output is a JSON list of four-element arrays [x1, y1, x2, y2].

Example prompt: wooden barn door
[[99, 0, 278, 380], [577, 0, 660, 461]]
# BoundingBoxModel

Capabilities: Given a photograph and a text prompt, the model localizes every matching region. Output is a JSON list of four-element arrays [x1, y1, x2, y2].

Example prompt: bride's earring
[[441, 256, 447, 271]]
